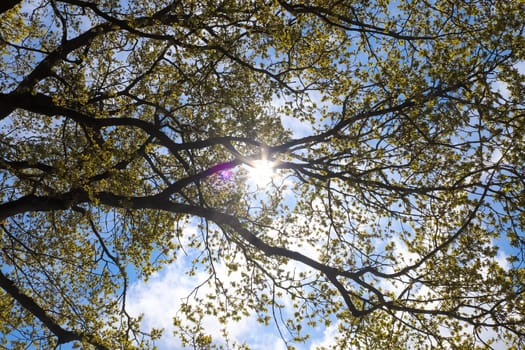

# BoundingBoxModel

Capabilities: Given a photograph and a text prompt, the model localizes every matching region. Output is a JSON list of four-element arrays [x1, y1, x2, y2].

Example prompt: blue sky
[[3, 2, 524, 349], [122, 61, 524, 349]]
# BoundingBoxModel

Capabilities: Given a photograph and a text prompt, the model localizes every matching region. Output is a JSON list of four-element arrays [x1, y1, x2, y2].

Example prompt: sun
[[247, 159, 276, 186]]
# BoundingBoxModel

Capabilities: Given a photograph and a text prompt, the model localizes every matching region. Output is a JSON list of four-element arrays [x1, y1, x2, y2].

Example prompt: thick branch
[[0, 0, 21, 15], [0, 25, 111, 120], [0, 179, 502, 322], [1, 92, 264, 159], [0, 190, 88, 220], [0, 270, 109, 349], [0, 190, 364, 315]]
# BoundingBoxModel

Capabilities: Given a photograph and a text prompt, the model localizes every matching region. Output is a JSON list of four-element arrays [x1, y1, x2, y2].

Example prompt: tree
[[0, 0, 524, 348]]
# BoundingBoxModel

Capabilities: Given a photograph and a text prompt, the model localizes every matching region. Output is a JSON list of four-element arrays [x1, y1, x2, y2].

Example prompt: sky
[[124, 225, 514, 350], [4, 2, 525, 349], [125, 221, 337, 350], [123, 60, 524, 349]]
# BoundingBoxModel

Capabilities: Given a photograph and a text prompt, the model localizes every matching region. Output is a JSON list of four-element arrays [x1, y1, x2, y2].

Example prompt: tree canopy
[[1, 0, 524, 349]]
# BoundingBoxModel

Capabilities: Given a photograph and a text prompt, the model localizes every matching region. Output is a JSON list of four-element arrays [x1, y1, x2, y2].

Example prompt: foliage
[[1, 0, 524, 349]]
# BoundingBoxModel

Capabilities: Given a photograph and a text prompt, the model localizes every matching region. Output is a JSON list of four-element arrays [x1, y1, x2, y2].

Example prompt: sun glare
[[247, 159, 276, 186]]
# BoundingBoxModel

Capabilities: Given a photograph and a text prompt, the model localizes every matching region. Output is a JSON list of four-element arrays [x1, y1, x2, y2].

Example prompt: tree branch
[[0, 270, 110, 349], [0, 0, 21, 15]]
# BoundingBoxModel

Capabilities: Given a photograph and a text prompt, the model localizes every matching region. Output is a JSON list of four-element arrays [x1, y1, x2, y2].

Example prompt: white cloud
[[492, 60, 525, 100], [281, 114, 315, 138], [126, 233, 516, 350], [493, 80, 511, 99], [494, 248, 510, 271], [274, 89, 336, 139], [126, 259, 206, 348], [309, 322, 339, 349], [127, 228, 290, 349], [127, 190, 518, 349]]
